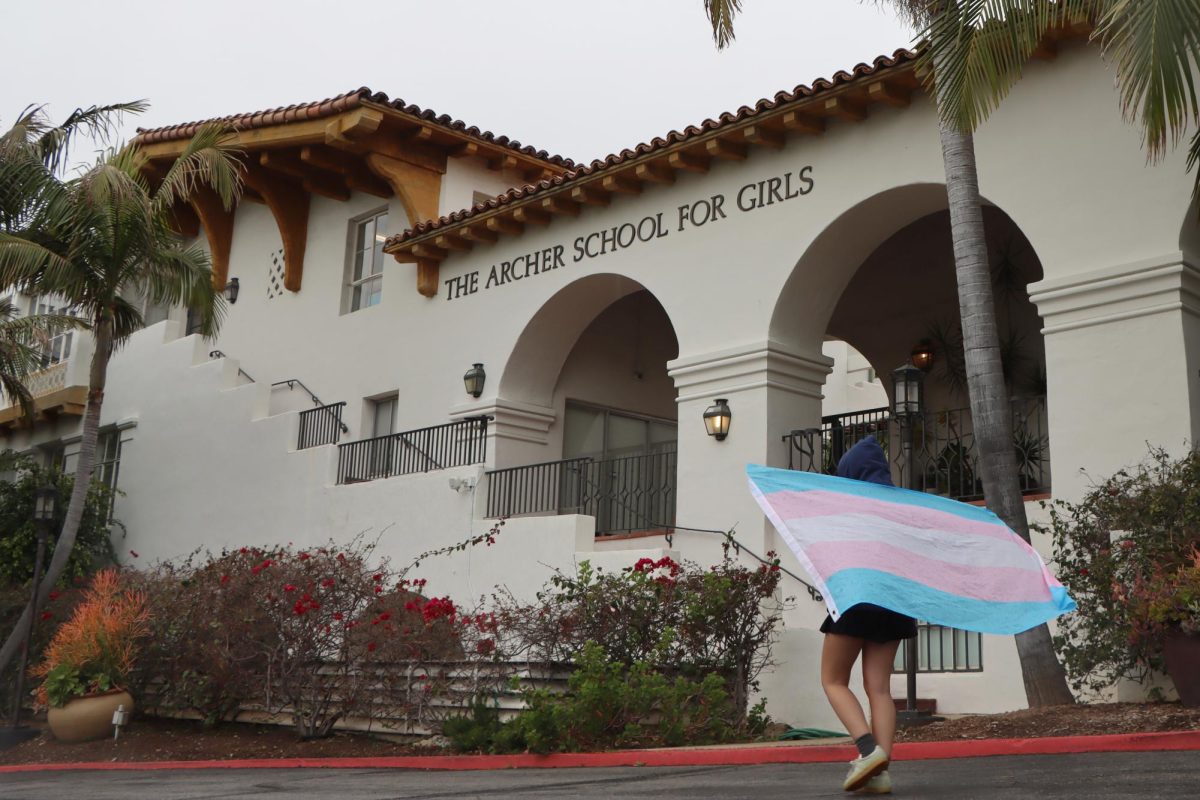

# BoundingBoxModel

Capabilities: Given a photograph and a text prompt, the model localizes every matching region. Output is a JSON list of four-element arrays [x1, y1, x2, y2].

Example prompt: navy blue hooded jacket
[[835, 436, 894, 487]]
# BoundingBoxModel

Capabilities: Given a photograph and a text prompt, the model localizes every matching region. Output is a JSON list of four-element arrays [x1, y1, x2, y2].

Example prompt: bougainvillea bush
[[1038, 447, 1200, 695], [130, 526, 506, 739]]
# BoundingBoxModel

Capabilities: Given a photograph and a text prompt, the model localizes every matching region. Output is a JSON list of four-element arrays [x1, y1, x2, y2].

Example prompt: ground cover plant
[[1039, 447, 1200, 696]]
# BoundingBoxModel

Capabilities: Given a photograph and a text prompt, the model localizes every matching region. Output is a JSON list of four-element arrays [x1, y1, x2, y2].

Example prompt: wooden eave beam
[[485, 216, 523, 236], [635, 162, 675, 185], [416, 259, 439, 299], [824, 95, 867, 122], [365, 152, 442, 227], [302, 175, 351, 202], [512, 206, 550, 226], [169, 203, 200, 238], [705, 138, 748, 161], [741, 124, 784, 150], [601, 174, 641, 195], [460, 224, 499, 243], [434, 234, 472, 253], [667, 150, 710, 174], [242, 166, 310, 292], [258, 150, 309, 179], [188, 187, 235, 289], [301, 146, 393, 198], [542, 196, 580, 217], [411, 243, 448, 260], [260, 150, 351, 201], [867, 81, 911, 108], [570, 185, 610, 207], [781, 110, 825, 135]]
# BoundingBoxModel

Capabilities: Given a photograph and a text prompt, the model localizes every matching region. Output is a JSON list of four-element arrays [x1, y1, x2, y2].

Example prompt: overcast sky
[[3, 1, 913, 166]]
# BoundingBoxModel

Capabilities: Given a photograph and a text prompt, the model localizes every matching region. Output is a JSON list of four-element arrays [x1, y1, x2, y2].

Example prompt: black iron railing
[[298, 402, 347, 449], [783, 396, 1050, 502], [337, 417, 489, 484], [486, 448, 677, 535], [892, 621, 983, 673]]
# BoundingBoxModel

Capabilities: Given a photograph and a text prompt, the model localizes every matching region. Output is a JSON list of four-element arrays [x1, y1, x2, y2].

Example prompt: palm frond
[[917, 0, 1089, 132], [139, 241, 225, 338], [0, 234, 75, 289], [106, 294, 146, 348], [703, 0, 743, 50], [32, 101, 148, 174], [150, 124, 243, 213], [1095, 0, 1200, 163]]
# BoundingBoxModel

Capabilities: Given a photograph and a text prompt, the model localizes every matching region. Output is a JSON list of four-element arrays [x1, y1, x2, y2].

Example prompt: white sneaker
[[857, 769, 892, 794], [843, 746, 889, 792]]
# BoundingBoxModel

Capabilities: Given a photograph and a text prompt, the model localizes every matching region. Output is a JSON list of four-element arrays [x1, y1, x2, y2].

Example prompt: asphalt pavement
[[2, 752, 1197, 799]]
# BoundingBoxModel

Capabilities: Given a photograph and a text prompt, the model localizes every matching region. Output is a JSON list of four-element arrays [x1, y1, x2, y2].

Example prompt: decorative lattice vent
[[267, 248, 286, 299]]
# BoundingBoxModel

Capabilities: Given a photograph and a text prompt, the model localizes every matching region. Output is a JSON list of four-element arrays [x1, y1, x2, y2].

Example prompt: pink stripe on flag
[[765, 488, 1037, 553], [806, 540, 1054, 603]]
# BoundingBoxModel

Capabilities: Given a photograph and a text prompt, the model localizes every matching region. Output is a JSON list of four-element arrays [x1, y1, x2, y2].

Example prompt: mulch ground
[[895, 702, 1200, 742], [1, 703, 1198, 765]]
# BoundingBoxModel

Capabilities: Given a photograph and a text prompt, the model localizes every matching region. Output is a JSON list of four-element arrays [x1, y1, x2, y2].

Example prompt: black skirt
[[820, 603, 917, 643]]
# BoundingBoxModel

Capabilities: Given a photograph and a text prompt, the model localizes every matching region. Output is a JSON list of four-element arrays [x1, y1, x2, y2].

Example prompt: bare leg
[[820, 633, 870, 739], [861, 639, 903, 755]]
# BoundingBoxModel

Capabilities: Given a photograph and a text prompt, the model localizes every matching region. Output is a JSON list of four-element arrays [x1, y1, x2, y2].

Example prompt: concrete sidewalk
[[2, 752, 1196, 799]]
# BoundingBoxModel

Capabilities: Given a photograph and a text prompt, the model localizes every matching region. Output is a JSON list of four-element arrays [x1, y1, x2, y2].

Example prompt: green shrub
[[1038, 446, 1200, 694]]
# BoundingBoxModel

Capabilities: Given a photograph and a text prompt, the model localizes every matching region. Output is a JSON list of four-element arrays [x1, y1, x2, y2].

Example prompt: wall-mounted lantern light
[[224, 277, 240, 304], [703, 398, 732, 441], [463, 363, 486, 399], [891, 363, 924, 418], [910, 340, 935, 373]]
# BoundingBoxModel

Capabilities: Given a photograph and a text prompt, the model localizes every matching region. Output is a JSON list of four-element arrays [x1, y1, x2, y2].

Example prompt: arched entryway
[[488, 274, 680, 534]]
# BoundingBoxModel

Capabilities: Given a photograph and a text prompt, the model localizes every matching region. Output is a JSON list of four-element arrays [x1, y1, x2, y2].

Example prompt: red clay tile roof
[[385, 48, 919, 249], [134, 87, 575, 168]]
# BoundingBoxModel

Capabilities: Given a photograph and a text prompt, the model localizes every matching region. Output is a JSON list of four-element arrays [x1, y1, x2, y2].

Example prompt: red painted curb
[[0, 730, 1197, 774]]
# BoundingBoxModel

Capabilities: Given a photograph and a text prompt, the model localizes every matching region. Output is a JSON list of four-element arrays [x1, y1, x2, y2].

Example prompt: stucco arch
[[1180, 196, 1200, 261], [497, 272, 676, 410], [768, 183, 953, 354]]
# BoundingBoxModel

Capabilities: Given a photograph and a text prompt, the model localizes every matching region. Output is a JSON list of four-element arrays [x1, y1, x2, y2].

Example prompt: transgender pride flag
[[747, 464, 1075, 635]]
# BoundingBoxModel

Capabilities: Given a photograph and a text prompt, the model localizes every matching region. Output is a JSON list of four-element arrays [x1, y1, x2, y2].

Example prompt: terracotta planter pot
[[46, 690, 134, 743], [1163, 631, 1200, 708]]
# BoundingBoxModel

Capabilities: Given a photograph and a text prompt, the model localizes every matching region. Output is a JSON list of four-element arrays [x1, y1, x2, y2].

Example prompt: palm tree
[[703, 0, 1077, 705], [0, 108, 241, 674]]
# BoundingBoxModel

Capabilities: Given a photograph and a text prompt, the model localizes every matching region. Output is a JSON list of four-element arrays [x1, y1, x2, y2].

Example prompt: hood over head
[[835, 436, 894, 487]]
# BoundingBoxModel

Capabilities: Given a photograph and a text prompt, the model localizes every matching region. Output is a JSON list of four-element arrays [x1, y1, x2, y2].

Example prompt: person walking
[[818, 436, 916, 794]]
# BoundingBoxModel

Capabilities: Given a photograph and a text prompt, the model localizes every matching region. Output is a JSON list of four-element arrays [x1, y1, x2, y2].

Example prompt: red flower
[[374, 586, 383, 594], [321, 578, 335, 588], [1121, 540, 1136, 551], [367, 642, 377, 652], [239, 547, 249, 554], [40, 611, 53, 621], [299, 552, 311, 561], [475, 638, 496, 655], [47, 591, 60, 601], [220, 575, 230, 584], [284, 584, 297, 593], [336, 553, 346, 562], [372, 573, 383, 582], [378, 612, 391, 621], [1080, 568, 1090, 577], [333, 612, 344, 621]]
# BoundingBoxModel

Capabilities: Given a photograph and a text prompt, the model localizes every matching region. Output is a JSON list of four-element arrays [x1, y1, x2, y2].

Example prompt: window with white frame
[[27, 296, 77, 367], [348, 209, 389, 312]]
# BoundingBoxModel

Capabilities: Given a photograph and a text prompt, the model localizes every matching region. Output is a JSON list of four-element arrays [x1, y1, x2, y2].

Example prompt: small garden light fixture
[[224, 277, 240, 304], [891, 363, 924, 418], [703, 398, 732, 441], [463, 363, 486, 399]]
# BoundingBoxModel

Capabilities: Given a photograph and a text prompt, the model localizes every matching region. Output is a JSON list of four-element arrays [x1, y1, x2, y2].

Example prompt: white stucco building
[[4, 33, 1198, 728]]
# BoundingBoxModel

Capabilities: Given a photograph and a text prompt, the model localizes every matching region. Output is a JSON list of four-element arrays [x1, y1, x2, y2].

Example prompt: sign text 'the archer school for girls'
[[441, 166, 814, 301]]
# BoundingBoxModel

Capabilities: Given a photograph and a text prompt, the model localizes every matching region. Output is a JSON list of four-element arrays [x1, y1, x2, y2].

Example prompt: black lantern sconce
[[910, 340, 935, 373], [703, 398, 732, 441], [891, 363, 924, 418], [463, 363, 486, 399], [224, 277, 240, 304], [34, 484, 58, 525]]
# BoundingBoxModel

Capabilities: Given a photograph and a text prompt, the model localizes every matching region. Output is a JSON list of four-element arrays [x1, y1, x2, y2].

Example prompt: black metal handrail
[[298, 402, 347, 449], [337, 417, 489, 484], [208, 350, 256, 383], [783, 396, 1050, 502], [486, 448, 677, 535]]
